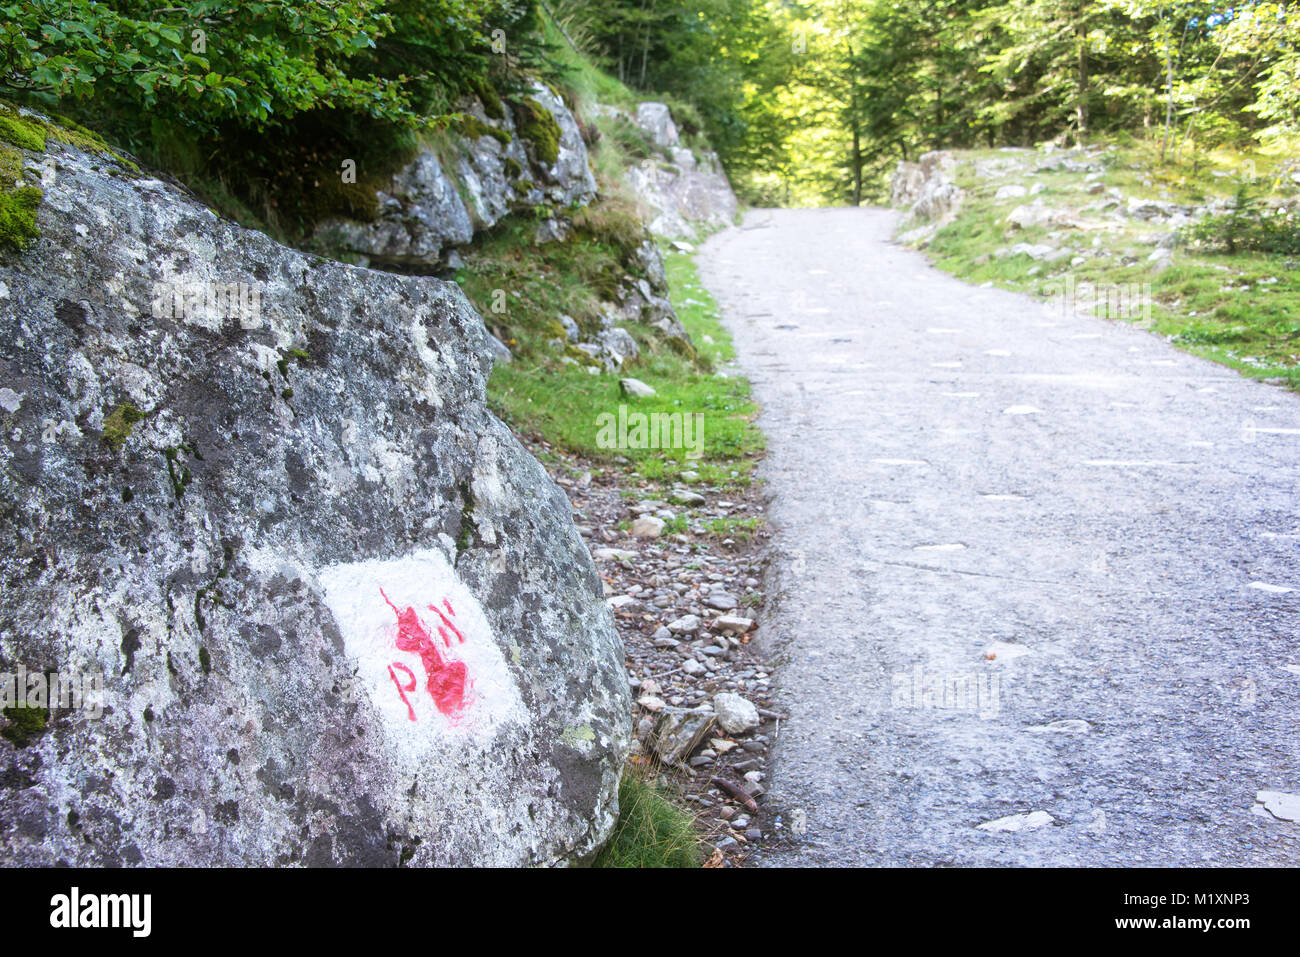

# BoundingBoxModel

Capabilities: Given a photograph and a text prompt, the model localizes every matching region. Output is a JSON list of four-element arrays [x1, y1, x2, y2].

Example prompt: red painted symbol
[[380, 588, 471, 721], [388, 663, 418, 721]]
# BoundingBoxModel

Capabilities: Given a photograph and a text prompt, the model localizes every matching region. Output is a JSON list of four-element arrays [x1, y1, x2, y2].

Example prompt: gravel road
[[697, 207, 1300, 866]]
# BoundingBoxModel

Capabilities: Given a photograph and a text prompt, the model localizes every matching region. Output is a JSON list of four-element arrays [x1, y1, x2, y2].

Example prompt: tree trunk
[[847, 40, 863, 206], [639, 0, 652, 89], [852, 125, 862, 206], [1160, 8, 1176, 162], [1075, 23, 1089, 146]]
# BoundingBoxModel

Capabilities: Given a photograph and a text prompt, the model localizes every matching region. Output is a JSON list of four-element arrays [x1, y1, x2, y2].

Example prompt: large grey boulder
[[625, 102, 737, 239], [0, 117, 630, 866], [635, 102, 679, 149]]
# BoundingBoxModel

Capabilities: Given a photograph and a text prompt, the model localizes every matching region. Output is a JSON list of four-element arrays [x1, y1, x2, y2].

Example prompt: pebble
[[667, 614, 702, 634], [1255, 790, 1300, 822], [632, 516, 665, 538], [670, 489, 706, 506], [976, 810, 1055, 833], [704, 592, 739, 611], [713, 692, 761, 734], [713, 614, 754, 634]]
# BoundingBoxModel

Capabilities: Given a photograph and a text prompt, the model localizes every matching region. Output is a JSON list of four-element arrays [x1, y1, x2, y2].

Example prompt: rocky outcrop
[[526, 82, 598, 208], [0, 114, 630, 866], [313, 150, 475, 270], [315, 81, 597, 270], [623, 103, 737, 239], [891, 150, 967, 245], [556, 238, 692, 370], [892, 150, 965, 225]]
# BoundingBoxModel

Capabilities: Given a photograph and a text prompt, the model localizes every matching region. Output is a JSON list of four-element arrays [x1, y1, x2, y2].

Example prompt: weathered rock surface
[[454, 97, 536, 230], [624, 103, 737, 239], [712, 692, 760, 735], [891, 150, 965, 231], [527, 81, 598, 208], [314, 150, 475, 269], [0, 119, 630, 866], [316, 81, 596, 269]]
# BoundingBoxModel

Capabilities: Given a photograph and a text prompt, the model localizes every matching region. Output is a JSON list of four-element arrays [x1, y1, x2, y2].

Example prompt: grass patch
[[592, 764, 703, 868], [458, 205, 762, 487], [700, 515, 764, 541], [913, 137, 1300, 390]]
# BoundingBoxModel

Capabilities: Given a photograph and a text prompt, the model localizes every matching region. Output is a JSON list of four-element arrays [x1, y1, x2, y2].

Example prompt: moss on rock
[[1, 705, 49, 748], [470, 78, 506, 120], [102, 402, 145, 451], [458, 115, 512, 147], [0, 101, 141, 252], [512, 98, 561, 166], [0, 108, 46, 152], [0, 173, 41, 251]]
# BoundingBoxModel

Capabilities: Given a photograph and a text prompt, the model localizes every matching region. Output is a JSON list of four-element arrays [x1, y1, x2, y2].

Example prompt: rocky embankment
[[891, 144, 1285, 266], [534, 441, 778, 860], [619, 103, 738, 239], [314, 80, 597, 271]]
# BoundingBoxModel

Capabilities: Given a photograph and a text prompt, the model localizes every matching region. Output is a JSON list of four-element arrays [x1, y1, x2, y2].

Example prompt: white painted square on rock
[[318, 549, 526, 753]]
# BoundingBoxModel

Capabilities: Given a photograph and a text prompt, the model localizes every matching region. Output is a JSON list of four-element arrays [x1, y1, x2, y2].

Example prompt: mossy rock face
[[303, 168, 389, 225], [470, 78, 506, 120], [0, 101, 137, 170], [0, 101, 144, 252], [0, 104, 44, 251], [458, 115, 512, 147], [505, 157, 523, 180], [0, 176, 42, 251], [0, 108, 46, 152], [512, 97, 561, 167], [564, 343, 602, 367]]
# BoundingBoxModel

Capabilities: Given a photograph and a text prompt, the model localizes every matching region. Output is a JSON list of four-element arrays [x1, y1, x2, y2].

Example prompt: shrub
[[1186, 181, 1300, 255]]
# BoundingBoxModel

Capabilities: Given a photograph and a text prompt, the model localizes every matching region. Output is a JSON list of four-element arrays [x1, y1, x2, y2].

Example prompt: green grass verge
[[592, 766, 704, 868], [459, 215, 762, 487], [920, 138, 1300, 390]]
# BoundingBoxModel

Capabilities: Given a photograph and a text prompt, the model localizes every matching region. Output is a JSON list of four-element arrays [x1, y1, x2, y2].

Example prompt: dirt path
[[697, 207, 1300, 866]]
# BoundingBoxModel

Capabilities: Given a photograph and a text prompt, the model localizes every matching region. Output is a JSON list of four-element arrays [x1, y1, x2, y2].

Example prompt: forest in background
[[552, 0, 1300, 204], [2, 1, 1300, 211]]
